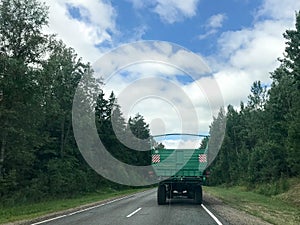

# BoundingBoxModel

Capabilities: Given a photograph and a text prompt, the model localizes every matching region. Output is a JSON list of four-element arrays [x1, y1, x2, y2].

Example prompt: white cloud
[[130, 25, 148, 41], [93, 41, 210, 81], [127, 0, 145, 9], [41, 0, 300, 136], [219, 20, 286, 78], [104, 64, 207, 134], [198, 13, 227, 40], [209, 0, 299, 108], [98, 42, 217, 135], [198, 29, 217, 40], [42, 0, 117, 63], [127, 0, 200, 23], [256, 0, 300, 21], [207, 13, 227, 29], [213, 69, 253, 107], [160, 139, 202, 149], [154, 0, 200, 23]]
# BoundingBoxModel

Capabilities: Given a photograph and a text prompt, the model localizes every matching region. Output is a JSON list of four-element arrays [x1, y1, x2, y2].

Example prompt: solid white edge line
[[201, 204, 223, 225], [31, 215, 67, 225], [126, 207, 142, 218], [31, 195, 132, 225]]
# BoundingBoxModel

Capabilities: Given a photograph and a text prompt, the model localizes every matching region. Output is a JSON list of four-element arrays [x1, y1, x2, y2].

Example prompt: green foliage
[[0, 0, 152, 205], [254, 177, 290, 196], [209, 11, 300, 188], [127, 114, 151, 165], [0, 0, 49, 63]]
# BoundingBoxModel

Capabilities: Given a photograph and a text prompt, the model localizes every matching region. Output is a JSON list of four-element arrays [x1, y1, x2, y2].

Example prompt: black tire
[[195, 185, 203, 204], [187, 192, 194, 199], [157, 185, 166, 205], [167, 191, 172, 199]]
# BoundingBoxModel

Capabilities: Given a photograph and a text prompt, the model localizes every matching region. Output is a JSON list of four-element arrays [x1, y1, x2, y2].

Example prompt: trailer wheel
[[195, 185, 202, 204], [167, 191, 172, 199], [157, 185, 166, 205]]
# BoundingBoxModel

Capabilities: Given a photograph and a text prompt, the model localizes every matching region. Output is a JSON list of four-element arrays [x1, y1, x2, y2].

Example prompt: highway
[[32, 189, 227, 225]]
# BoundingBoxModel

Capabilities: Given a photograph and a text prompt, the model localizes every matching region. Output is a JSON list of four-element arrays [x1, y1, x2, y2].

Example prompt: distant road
[[31, 189, 227, 225]]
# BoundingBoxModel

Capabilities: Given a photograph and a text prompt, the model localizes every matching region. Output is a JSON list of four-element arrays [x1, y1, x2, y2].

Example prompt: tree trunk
[[60, 116, 65, 158], [63, 116, 72, 152], [0, 133, 6, 176]]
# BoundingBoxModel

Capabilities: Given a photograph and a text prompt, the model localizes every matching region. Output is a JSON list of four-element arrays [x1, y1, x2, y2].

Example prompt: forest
[[0, 0, 151, 204], [0, 0, 299, 204], [209, 11, 300, 192]]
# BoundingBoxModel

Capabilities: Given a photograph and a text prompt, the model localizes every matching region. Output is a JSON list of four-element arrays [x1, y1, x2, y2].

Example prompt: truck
[[151, 134, 209, 205]]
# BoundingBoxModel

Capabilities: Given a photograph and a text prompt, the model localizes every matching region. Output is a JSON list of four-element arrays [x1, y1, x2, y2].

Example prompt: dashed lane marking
[[126, 207, 142, 218]]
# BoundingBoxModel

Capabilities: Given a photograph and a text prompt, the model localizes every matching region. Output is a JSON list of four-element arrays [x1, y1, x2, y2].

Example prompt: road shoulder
[[203, 192, 272, 225], [2, 189, 151, 225]]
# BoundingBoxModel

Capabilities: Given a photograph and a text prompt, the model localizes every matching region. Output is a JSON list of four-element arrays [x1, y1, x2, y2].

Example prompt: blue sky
[[112, 0, 261, 54], [64, 0, 262, 56], [43, 0, 300, 147]]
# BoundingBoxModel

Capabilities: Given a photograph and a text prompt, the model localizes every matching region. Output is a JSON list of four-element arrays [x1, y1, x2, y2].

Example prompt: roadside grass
[[204, 179, 300, 225], [0, 188, 149, 224]]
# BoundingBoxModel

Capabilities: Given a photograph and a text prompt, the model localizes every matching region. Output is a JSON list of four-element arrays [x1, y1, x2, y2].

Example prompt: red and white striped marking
[[152, 154, 160, 163], [198, 154, 207, 163]]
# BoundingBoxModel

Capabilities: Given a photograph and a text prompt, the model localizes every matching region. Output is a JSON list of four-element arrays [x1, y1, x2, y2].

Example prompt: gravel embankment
[[203, 192, 273, 225]]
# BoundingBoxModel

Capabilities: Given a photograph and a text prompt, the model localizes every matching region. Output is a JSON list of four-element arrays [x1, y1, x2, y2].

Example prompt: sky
[[42, 0, 300, 148]]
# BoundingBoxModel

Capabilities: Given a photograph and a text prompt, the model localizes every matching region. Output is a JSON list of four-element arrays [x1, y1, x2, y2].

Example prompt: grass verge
[[204, 180, 300, 225], [0, 188, 149, 225]]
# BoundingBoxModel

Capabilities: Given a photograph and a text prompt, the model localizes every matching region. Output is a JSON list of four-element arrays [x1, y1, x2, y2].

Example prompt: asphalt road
[[32, 189, 227, 225]]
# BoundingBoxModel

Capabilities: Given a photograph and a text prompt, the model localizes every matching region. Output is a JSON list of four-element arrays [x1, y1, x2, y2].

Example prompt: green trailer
[[151, 134, 208, 205]]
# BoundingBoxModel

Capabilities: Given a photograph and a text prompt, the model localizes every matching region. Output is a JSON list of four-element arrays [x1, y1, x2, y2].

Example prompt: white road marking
[[31, 215, 67, 225], [31, 195, 132, 225], [126, 207, 142, 218], [201, 204, 223, 225]]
